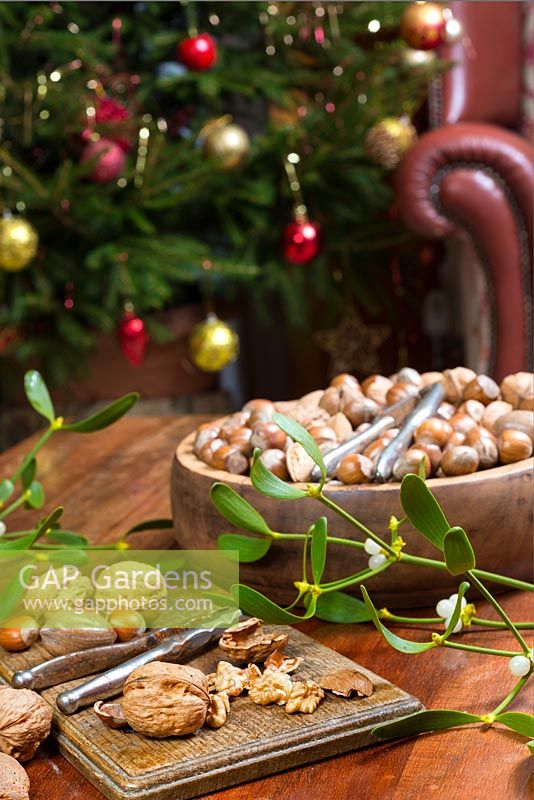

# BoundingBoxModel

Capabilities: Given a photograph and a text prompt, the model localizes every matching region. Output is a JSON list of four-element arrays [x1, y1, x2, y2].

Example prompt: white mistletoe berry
[[508, 655, 531, 677], [368, 553, 387, 570], [364, 538, 382, 556]]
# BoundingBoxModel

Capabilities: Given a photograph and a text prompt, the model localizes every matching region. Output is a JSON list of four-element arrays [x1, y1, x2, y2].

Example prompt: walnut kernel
[[205, 692, 230, 729], [248, 669, 292, 706], [285, 680, 324, 714]]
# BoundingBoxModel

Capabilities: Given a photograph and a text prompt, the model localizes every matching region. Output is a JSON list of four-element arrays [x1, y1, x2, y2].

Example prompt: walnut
[[0, 753, 30, 800], [218, 618, 288, 665], [205, 692, 230, 729], [248, 669, 292, 706], [319, 668, 373, 698], [0, 684, 52, 762], [122, 662, 209, 738], [264, 650, 302, 674], [285, 680, 324, 714], [207, 661, 252, 697]]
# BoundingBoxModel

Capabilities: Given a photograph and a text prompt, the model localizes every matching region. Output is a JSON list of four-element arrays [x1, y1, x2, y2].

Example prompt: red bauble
[[81, 138, 126, 183], [177, 34, 217, 71], [95, 97, 132, 152], [399, 2, 445, 51], [282, 221, 322, 265], [117, 311, 149, 366]]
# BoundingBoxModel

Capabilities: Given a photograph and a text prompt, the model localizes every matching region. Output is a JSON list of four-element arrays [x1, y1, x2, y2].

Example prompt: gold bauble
[[0, 216, 38, 272], [202, 123, 251, 170], [189, 314, 239, 372], [364, 117, 417, 170], [399, 2, 445, 51]]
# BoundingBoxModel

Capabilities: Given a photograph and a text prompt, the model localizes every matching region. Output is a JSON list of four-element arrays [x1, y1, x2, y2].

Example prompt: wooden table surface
[[1, 416, 532, 800]]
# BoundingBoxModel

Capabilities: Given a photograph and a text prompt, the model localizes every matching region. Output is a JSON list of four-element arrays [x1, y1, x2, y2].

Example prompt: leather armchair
[[396, 2, 533, 380]]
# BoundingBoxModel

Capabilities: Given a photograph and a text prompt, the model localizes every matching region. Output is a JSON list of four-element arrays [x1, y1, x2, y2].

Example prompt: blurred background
[[0, 1, 532, 446]]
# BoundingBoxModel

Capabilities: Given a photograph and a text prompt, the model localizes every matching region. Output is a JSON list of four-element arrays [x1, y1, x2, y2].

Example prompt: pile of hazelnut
[[193, 368, 534, 484]]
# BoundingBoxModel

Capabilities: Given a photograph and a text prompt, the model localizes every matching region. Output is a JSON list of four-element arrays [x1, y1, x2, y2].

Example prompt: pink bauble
[[282, 220, 322, 264], [117, 311, 148, 366], [81, 138, 126, 183]]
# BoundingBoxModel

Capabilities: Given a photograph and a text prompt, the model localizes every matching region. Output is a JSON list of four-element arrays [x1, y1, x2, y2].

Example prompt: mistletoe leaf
[[361, 586, 436, 653], [495, 712, 534, 739], [272, 412, 326, 486], [315, 591, 372, 623], [443, 527, 476, 575], [373, 710, 482, 740], [26, 480, 44, 509], [61, 393, 139, 432], [0, 480, 14, 503], [233, 584, 317, 623], [218, 533, 271, 562], [400, 474, 450, 550], [311, 517, 327, 584], [21, 459, 36, 491], [124, 518, 174, 536], [24, 370, 55, 422], [211, 483, 273, 534], [250, 449, 307, 500]]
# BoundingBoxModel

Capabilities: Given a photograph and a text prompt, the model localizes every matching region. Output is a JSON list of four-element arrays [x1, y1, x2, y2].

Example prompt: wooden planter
[[171, 423, 533, 608]]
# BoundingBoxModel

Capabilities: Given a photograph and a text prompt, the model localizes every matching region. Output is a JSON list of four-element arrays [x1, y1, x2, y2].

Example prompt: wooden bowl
[[171, 424, 533, 608]]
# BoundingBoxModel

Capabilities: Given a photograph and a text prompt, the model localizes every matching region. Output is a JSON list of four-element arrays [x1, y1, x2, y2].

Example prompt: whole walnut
[[0, 753, 30, 800], [0, 685, 52, 762], [122, 662, 209, 738]]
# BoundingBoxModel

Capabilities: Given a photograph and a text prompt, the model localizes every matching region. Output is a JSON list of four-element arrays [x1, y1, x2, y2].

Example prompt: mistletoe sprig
[[211, 412, 534, 748], [0, 370, 141, 552]]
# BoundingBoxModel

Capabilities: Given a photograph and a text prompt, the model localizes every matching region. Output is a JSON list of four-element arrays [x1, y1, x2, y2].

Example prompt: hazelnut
[[413, 417, 452, 447], [449, 413, 478, 436], [220, 412, 250, 436], [463, 375, 500, 405], [211, 444, 249, 474], [0, 685, 52, 761], [481, 401, 514, 434], [258, 448, 288, 480], [382, 427, 400, 441], [250, 422, 287, 452], [500, 372, 534, 410], [416, 441, 442, 475], [193, 423, 221, 456], [420, 371, 444, 388], [0, 753, 30, 800], [361, 375, 393, 405], [458, 399, 485, 422], [0, 616, 39, 653], [122, 662, 209, 738], [108, 610, 146, 642], [198, 437, 226, 465], [248, 407, 275, 428], [444, 431, 466, 450], [396, 367, 423, 388], [442, 367, 477, 403], [225, 425, 253, 456], [319, 386, 342, 415], [498, 429, 533, 464], [286, 442, 315, 483], [330, 373, 361, 391], [437, 401, 456, 420], [243, 398, 274, 414], [363, 436, 391, 464], [386, 381, 420, 405], [343, 397, 378, 427], [392, 448, 431, 481], [40, 611, 116, 657], [440, 445, 479, 476], [328, 412, 353, 442], [493, 410, 534, 444], [465, 427, 498, 470], [218, 617, 288, 664], [307, 425, 337, 446], [336, 453, 375, 484]]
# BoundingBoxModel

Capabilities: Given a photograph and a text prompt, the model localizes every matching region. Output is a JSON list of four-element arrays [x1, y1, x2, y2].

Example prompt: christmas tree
[[0, 1, 440, 392]]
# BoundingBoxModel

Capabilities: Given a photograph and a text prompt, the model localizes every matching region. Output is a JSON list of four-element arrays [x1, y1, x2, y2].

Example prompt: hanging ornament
[[81, 138, 126, 183], [177, 33, 218, 71], [189, 314, 239, 372], [282, 220, 322, 265], [281, 154, 322, 265], [117, 307, 149, 366], [0, 215, 38, 272], [94, 96, 133, 152], [364, 116, 417, 170], [201, 116, 250, 171], [400, 2, 446, 51]]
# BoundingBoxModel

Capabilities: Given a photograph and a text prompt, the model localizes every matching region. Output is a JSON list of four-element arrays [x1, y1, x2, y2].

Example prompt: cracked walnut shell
[[0, 753, 30, 800], [248, 669, 292, 706], [122, 662, 209, 738], [205, 692, 230, 729], [218, 618, 288, 665], [319, 668, 373, 698], [0, 685, 52, 762], [285, 680, 324, 714], [263, 650, 302, 674]]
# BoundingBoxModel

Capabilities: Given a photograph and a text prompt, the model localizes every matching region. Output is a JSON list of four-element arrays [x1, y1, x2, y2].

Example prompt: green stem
[[491, 673, 532, 715], [11, 426, 54, 482], [400, 552, 534, 592], [275, 531, 365, 551], [317, 493, 396, 557], [0, 492, 28, 521], [320, 561, 391, 594], [443, 640, 520, 658], [472, 617, 534, 630], [468, 572, 530, 655]]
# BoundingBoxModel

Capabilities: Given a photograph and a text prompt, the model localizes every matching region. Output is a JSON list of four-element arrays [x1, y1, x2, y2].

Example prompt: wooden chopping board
[[0, 627, 422, 800]]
